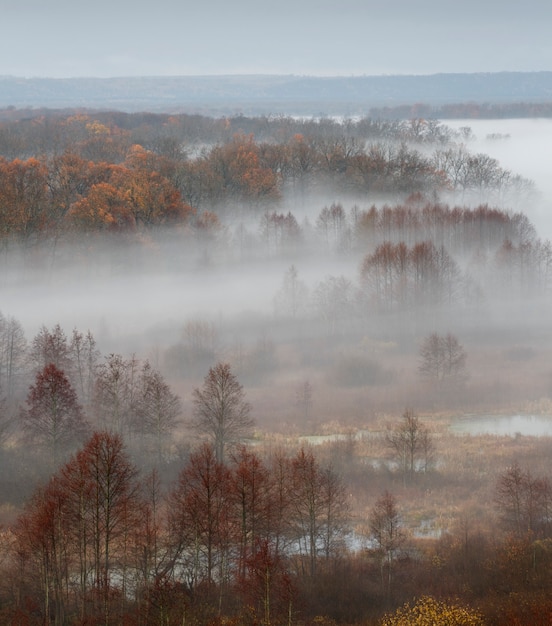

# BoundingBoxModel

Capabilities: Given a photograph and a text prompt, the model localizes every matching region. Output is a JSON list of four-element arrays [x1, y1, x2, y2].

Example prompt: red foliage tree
[[13, 431, 141, 624], [169, 443, 233, 592], [21, 363, 89, 465]]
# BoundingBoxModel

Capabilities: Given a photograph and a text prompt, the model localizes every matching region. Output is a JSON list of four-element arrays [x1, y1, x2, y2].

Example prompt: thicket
[[3, 427, 552, 625]]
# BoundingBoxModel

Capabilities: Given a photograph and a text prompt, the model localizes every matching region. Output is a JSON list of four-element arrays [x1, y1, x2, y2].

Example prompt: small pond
[[297, 430, 379, 446], [450, 414, 552, 437]]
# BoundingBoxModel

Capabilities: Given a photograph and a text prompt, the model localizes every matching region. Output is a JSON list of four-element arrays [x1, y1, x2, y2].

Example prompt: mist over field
[[446, 118, 552, 238], [2, 117, 552, 377]]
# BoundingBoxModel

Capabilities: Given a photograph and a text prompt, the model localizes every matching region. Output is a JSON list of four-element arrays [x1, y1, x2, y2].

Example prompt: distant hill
[[1, 72, 552, 115]]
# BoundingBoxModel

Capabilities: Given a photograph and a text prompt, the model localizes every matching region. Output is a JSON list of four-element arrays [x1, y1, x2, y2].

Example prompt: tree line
[[368, 100, 552, 120], [0, 109, 461, 156], [6, 433, 352, 626], [4, 423, 552, 625], [0, 321, 183, 470], [0, 111, 534, 244], [266, 203, 550, 333]]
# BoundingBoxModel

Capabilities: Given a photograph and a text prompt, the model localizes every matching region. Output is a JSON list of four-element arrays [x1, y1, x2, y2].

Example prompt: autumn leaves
[[0, 149, 194, 238]]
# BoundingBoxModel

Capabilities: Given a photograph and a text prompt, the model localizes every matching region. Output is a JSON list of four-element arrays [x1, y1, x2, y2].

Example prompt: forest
[[1, 108, 552, 625]]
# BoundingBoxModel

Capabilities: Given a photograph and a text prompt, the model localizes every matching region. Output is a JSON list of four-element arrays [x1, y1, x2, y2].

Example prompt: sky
[[2, 0, 552, 78]]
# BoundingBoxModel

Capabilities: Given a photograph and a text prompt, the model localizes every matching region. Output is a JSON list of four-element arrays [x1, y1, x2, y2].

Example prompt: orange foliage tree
[[68, 181, 135, 231], [208, 133, 280, 202]]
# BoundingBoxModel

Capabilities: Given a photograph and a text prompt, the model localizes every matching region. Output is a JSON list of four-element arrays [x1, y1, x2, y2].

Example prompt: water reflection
[[450, 414, 552, 437]]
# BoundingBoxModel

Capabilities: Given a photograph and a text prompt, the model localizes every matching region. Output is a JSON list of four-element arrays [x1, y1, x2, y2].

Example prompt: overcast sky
[[2, 0, 551, 78]]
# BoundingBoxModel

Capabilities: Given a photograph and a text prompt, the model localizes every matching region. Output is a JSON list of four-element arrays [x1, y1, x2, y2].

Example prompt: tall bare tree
[[135, 361, 182, 463], [289, 448, 349, 578], [169, 443, 232, 590], [230, 446, 272, 580], [369, 490, 405, 600], [273, 264, 309, 319], [93, 353, 140, 436], [0, 312, 27, 401], [70, 328, 100, 406], [191, 362, 253, 463]]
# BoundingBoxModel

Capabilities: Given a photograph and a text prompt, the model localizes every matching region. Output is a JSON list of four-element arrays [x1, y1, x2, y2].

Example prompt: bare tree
[[419, 332, 467, 388], [386, 408, 434, 485], [70, 328, 100, 406], [289, 447, 325, 578], [273, 264, 309, 319], [169, 443, 233, 589], [135, 361, 182, 463], [312, 275, 354, 336], [319, 463, 350, 560], [165, 318, 219, 378], [191, 362, 253, 463], [0, 312, 27, 401], [93, 353, 140, 436], [369, 490, 405, 600], [261, 212, 303, 255], [360, 241, 408, 314], [30, 323, 72, 374], [230, 446, 272, 580], [70, 431, 140, 623], [316, 202, 348, 250], [495, 462, 552, 538], [183, 319, 217, 358]]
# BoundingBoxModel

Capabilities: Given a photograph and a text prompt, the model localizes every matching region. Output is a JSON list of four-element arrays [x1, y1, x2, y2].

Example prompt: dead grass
[[165, 322, 552, 544]]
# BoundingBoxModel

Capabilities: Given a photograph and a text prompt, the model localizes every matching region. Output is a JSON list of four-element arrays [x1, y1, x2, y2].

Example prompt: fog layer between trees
[[1, 109, 551, 488], [1, 109, 552, 625]]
